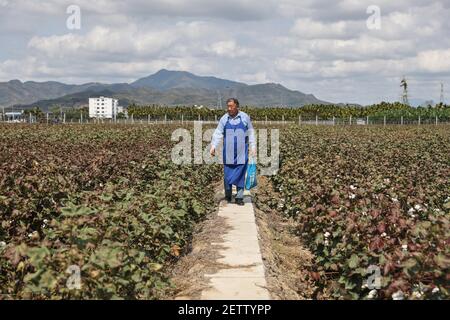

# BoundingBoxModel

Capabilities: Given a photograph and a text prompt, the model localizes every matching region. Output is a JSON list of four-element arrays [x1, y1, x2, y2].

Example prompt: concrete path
[[201, 190, 270, 300]]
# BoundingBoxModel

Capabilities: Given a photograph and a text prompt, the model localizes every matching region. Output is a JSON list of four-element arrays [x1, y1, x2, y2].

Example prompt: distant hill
[[2, 69, 330, 110], [16, 89, 135, 111], [131, 69, 243, 91], [0, 80, 107, 107]]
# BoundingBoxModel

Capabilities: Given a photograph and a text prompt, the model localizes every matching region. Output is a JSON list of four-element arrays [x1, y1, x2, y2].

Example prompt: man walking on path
[[210, 98, 256, 205]]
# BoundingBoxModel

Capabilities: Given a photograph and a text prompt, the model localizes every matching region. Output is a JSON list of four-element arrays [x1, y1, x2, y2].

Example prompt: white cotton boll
[[408, 208, 416, 218], [402, 244, 408, 251], [324, 232, 330, 238], [0, 241, 6, 247], [350, 185, 357, 190], [349, 193, 356, 199], [412, 291, 423, 299], [432, 287, 440, 294], [392, 290, 404, 300], [367, 289, 377, 299], [414, 204, 421, 211], [28, 231, 37, 238]]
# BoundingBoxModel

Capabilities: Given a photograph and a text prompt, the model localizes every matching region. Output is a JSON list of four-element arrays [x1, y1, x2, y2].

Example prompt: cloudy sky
[[0, 0, 449, 105]]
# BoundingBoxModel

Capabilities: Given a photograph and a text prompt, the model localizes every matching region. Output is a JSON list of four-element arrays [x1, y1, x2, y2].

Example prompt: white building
[[5, 111, 24, 123], [89, 97, 120, 119]]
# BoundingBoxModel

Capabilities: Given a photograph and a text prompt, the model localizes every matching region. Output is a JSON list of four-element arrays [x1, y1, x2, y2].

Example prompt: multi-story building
[[89, 97, 120, 119]]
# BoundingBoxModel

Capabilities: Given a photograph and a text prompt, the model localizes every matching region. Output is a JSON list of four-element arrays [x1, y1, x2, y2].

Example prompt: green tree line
[[127, 102, 450, 121]]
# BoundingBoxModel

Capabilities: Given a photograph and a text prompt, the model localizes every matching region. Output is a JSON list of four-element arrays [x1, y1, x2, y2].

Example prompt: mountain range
[[0, 69, 330, 111]]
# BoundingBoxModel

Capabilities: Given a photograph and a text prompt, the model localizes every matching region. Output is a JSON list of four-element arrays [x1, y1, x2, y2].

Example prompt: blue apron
[[223, 115, 249, 188]]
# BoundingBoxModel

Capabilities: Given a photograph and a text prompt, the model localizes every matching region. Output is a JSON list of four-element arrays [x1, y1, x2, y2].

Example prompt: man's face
[[227, 101, 238, 117]]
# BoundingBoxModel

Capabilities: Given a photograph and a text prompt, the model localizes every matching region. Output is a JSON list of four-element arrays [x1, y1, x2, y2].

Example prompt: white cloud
[[416, 49, 450, 73], [6, 0, 278, 20], [275, 48, 450, 80], [275, 59, 317, 74], [0, 57, 53, 80], [1, 0, 450, 105], [291, 18, 355, 39], [27, 21, 215, 60], [206, 40, 251, 58]]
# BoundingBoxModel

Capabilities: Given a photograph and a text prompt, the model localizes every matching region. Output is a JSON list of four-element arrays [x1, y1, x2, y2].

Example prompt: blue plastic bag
[[245, 158, 257, 190]]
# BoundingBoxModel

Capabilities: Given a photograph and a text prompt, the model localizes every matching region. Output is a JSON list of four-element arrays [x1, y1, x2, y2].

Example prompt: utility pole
[[217, 91, 222, 110], [400, 76, 409, 105]]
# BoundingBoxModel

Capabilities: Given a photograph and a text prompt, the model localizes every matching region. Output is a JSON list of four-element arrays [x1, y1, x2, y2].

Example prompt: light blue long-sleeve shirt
[[211, 110, 256, 150]]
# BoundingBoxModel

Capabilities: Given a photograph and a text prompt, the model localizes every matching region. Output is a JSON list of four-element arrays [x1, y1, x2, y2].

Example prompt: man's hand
[[210, 146, 216, 157]]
